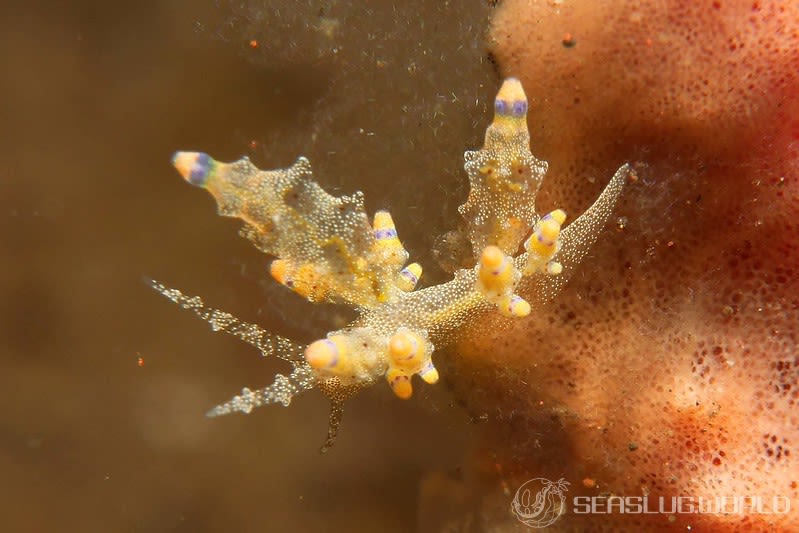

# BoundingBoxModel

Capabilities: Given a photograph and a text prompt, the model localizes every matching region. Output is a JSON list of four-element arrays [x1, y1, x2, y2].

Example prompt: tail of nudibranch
[[155, 78, 629, 450]]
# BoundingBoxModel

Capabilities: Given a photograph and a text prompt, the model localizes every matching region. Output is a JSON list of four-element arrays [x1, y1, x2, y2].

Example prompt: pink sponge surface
[[445, 1, 799, 529]]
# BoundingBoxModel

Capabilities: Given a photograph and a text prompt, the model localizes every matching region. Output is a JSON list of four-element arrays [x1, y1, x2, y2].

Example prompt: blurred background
[[0, 0, 502, 530]]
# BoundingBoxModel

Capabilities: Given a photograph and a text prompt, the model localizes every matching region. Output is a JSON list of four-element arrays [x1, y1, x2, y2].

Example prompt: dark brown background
[[0, 1, 500, 530]]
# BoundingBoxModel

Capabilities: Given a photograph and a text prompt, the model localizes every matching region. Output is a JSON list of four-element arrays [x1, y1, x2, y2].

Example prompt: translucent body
[[154, 78, 629, 449]]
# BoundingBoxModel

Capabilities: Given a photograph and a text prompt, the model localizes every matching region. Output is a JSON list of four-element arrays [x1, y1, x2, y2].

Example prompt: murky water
[[1, 1, 497, 530]]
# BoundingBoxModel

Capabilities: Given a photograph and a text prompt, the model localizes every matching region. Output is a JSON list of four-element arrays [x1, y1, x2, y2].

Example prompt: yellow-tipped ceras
[[153, 77, 630, 450], [269, 259, 332, 302], [305, 328, 386, 383], [371, 210, 423, 292], [372, 210, 408, 267], [476, 245, 531, 318], [396, 263, 422, 292], [524, 208, 567, 275], [384, 328, 437, 399]]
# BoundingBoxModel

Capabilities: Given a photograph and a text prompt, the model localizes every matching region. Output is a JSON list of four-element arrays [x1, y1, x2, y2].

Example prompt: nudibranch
[[151, 78, 630, 450]]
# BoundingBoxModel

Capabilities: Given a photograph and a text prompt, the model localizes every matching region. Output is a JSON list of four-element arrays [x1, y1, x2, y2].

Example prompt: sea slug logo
[[510, 476, 791, 528], [511, 477, 570, 528]]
